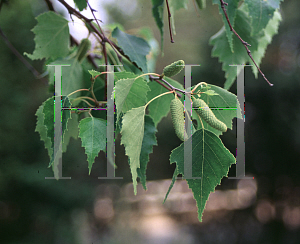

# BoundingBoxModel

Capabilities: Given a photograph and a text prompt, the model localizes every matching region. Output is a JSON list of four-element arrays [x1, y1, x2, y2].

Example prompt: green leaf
[[74, 0, 87, 11], [137, 115, 158, 190], [62, 113, 79, 152], [114, 75, 150, 122], [212, 0, 240, 52], [47, 58, 84, 98], [192, 84, 242, 136], [209, 8, 259, 90], [165, 129, 236, 221], [147, 82, 173, 127], [137, 27, 160, 73], [88, 69, 101, 79], [114, 71, 137, 81], [78, 117, 107, 174], [104, 23, 125, 32], [147, 77, 184, 127], [251, 10, 282, 78], [25, 12, 70, 60], [35, 104, 53, 159], [151, 0, 164, 52], [121, 106, 146, 195], [202, 90, 219, 96], [76, 38, 91, 62], [112, 27, 150, 73], [42, 96, 71, 167], [244, 0, 283, 35]]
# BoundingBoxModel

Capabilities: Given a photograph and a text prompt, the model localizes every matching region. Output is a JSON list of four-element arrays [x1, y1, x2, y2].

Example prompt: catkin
[[163, 60, 185, 77], [170, 98, 187, 141], [193, 98, 227, 132]]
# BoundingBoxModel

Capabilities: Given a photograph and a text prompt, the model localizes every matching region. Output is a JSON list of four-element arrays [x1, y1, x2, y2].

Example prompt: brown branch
[[51, 0, 186, 98], [86, 1, 123, 63], [45, 0, 97, 69], [102, 41, 108, 100], [58, 0, 122, 63], [58, 0, 102, 37], [85, 0, 110, 100], [165, 0, 174, 43], [219, 0, 273, 86], [44, 0, 54, 11], [149, 75, 183, 98]]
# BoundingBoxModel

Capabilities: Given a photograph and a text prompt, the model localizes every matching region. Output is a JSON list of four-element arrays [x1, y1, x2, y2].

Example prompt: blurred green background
[[0, 0, 300, 243]]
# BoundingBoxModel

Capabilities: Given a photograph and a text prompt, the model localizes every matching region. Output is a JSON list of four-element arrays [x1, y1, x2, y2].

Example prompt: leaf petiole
[[145, 90, 174, 108]]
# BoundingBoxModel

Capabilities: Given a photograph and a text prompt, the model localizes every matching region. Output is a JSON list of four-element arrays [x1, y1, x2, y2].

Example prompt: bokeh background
[[0, 0, 300, 243]]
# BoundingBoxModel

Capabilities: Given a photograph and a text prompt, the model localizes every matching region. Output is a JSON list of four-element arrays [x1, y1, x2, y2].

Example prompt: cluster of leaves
[[153, 0, 283, 89], [27, 0, 283, 221]]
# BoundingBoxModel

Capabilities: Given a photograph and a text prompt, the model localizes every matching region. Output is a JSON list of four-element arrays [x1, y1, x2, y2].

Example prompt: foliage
[[20, 0, 285, 222]]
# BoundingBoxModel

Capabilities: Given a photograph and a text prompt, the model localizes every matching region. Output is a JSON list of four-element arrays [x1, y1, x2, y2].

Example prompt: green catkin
[[170, 98, 187, 141], [163, 60, 185, 77], [193, 98, 227, 132], [77, 38, 91, 62]]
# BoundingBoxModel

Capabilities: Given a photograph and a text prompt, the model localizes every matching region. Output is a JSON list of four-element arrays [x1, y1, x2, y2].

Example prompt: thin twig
[[219, 0, 273, 86], [149, 75, 184, 98], [58, 0, 122, 62], [0, 26, 48, 84], [165, 0, 174, 43], [45, 0, 98, 69], [85, 0, 122, 63], [102, 41, 108, 100], [89, 78, 100, 107], [57, 0, 106, 42], [56, 0, 186, 96], [85, 0, 109, 100]]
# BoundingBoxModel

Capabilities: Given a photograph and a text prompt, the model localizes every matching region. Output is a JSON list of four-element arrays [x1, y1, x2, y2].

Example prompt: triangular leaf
[[245, 0, 283, 35], [35, 104, 53, 159], [25, 12, 70, 60], [88, 69, 101, 79], [202, 90, 219, 96], [251, 10, 282, 77], [114, 71, 137, 81], [209, 8, 259, 90], [147, 76, 184, 127], [121, 106, 146, 194], [137, 115, 158, 190], [212, 0, 239, 52], [62, 113, 79, 152], [112, 27, 151, 73], [78, 117, 107, 174], [74, 0, 87, 11], [166, 129, 236, 221], [47, 59, 84, 98], [114, 76, 150, 122], [137, 27, 160, 73], [42, 96, 71, 167]]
